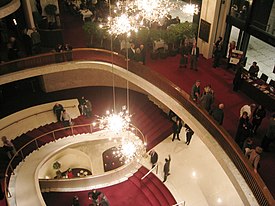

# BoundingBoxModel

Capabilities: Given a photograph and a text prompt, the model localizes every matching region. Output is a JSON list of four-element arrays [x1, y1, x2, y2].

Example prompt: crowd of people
[[71, 189, 109, 206], [189, 77, 274, 174]]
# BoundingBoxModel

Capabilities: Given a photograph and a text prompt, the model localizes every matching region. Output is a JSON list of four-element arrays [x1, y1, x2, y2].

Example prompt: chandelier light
[[181, 2, 199, 15], [98, 106, 131, 133]]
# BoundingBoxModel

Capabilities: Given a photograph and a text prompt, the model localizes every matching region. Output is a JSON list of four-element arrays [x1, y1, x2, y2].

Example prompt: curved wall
[[0, 0, 20, 19], [38, 148, 92, 179]]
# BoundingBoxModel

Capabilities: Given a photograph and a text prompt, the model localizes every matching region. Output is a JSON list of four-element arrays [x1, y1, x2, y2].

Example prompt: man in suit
[[163, 155, 171, 182], [127, 42, 136, 60], [172, 117, 183, 141], [185, 124, 194, 145], [190, 42, 199, 70], [149, 150, 158, 168]]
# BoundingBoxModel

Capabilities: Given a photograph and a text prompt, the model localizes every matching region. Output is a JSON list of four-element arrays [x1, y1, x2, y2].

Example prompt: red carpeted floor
[[43, 167, 176, 206], [1, 2, 275, 205]]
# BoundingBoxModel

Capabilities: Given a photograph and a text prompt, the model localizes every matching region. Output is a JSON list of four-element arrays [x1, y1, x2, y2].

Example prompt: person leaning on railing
[[1, 136, 17, 159]]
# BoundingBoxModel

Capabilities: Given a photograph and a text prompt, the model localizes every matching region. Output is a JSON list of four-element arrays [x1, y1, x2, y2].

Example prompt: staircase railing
[[4, 121, 146, 206], [141, 163, 158, 180], [173, 200, 185, 206]]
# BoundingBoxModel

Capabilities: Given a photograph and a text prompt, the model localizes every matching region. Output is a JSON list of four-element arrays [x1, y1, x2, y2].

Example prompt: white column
[[22, 0, 35, 29], [197, 0, 231, 59]]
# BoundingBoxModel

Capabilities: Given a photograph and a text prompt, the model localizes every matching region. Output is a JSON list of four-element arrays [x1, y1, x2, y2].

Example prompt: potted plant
[[149, 28, 165, 59], [164, 22, 197, 56], [53, 161, 62, 178], [82, 21, 100, 47]]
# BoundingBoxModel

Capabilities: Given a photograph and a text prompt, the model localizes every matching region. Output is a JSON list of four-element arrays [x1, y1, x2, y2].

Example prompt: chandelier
[[181, 3, 199, 15], [114, 131, 146, 163], [98, 106, 131, 133], [95, 106, 146, 164]]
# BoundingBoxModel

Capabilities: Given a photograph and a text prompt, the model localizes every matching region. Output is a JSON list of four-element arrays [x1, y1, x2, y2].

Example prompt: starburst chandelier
[[181, 1, 199, 15], [115, 131, 146, 163], [95, 106, 146, 164], [98, 106, 131, 133]]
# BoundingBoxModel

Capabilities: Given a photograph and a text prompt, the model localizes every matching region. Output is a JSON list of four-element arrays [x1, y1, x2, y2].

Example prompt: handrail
[[172, 200, 185, 206], [1, 48, 274, 205], [141, 163, 158, 180], [0, 105, 76, 132], [4, 121, 146, 205]]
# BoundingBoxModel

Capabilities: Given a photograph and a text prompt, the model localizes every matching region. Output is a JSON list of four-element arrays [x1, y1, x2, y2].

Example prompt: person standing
[[163, 155, 171, 182], [31, 27, 41, 54], [185, 124, 194, 145], [60, 109, 72, 127], [84, 99, 92, 118], [251, 105, 266, 134], [53, 103, 64, 122], [240, 104, 256, 120], [149, 150, 158, 168], [127, 42, 136, 61], [1, 136, 17, 159], [235, 112, 251, 148], [200, 90, 214, 112], [245, 146, 263, 173], [140, 44, 146, 65], [179, 41, 189, 68], [233, 63, 244, 92], [172, 118, 183, 141], [190, 42, 199, 71], [248, 62, 259, 78], [213, 37, 223, 68], [210, 104, 224, 125], [191, 80, 201, 102]]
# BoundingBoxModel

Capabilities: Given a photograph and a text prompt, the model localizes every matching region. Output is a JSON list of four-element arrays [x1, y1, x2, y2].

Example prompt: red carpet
[[42, 166, 176, 206]]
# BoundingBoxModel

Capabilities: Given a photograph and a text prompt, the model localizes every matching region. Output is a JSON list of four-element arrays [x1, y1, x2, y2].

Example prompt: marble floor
[[141, 131, 258, 206]]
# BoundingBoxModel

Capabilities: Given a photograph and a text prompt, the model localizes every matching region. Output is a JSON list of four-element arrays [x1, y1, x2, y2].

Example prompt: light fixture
[[98, 106, 131, 133], [181, 2, 199, 15]]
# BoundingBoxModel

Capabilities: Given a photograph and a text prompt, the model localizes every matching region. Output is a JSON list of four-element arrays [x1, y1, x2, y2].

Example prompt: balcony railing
[[1, 48, 274, 205]]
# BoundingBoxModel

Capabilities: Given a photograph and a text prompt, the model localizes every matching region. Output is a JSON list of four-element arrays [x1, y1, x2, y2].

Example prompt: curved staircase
[[42, 166, 177, 206]]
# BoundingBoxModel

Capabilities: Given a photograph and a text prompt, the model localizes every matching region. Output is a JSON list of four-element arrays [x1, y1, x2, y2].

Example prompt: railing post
[[53, 131, 56, 141], [9, 165, 14, 175], [71, 126, 74, 136], [20, 150, 25, 161], [90, 124, 93, 133], [35, 139, 39, 150], [7, 188, 12, 198]]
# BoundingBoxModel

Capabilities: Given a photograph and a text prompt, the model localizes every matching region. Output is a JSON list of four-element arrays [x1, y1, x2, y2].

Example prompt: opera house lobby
[[0, 0, 275, 206]]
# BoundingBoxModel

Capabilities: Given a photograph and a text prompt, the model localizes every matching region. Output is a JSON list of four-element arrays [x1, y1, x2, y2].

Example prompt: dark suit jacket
[[150, 151, 158, 165], [164, 155, 171, 174]]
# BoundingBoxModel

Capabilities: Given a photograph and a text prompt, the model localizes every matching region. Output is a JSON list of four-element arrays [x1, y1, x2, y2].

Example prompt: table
[[241, 77, 275, 112], [80, 9, 93, 21]]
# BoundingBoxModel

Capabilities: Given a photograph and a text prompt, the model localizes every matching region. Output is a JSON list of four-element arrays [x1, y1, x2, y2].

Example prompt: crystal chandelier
[[181, 2, 199, 15], [98, 106, 131, 133], [95, 106, 146, 164], [115, 131, 146, 163]]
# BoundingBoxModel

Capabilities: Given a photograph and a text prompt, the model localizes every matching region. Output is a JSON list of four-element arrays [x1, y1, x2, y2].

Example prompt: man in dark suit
[[127, 42, 136, 60], [149, 150, 158, 168], [190, 42, 199, 71], [185, 124, 194, 145], [163, 155, 171, 182], [172, 117, 183, 141]]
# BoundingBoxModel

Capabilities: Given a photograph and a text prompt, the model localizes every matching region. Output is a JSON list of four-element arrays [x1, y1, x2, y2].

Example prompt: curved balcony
[[0, 0, 20, 19], [1, 48, 274, 205]]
